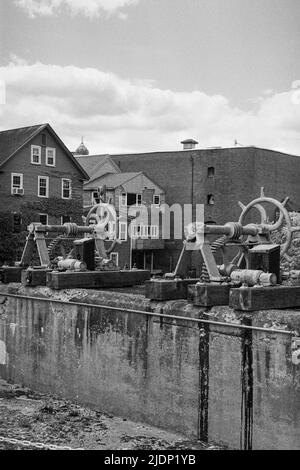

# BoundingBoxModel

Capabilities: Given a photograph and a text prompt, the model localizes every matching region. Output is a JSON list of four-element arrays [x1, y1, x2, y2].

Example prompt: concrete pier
[[0, 284, 299, 450]]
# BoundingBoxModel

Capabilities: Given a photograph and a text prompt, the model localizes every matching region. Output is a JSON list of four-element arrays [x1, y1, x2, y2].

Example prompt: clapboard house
[[75, 153, 165, 271], [0, 124, 89, 226]]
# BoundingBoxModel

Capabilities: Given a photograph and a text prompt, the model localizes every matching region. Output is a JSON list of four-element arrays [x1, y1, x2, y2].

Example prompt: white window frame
[[131, 224, 141, 239], [46, 147, 56, 167], [11, 173, 23, 194], [62, 178, 72, 199], [39, 213, 48, 225], [92, 191, 100, 205], [110, 252, 119, 267], [38, 176, 49, 198], [31, 145, 41, 165], [153, 195, 161, 206], [136, 194, 142, 206], [120, 193, 127, 206], [119, 222, 127, 241]]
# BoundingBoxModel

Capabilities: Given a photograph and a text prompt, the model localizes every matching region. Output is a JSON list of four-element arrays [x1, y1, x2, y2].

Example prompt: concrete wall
[[0, 284, 299, 449]]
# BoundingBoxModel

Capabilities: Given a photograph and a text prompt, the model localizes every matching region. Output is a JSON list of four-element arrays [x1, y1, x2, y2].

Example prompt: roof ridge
[[0, 123, 89, 180], [0, 123, 47, 134], [87, 170, 139, 185]]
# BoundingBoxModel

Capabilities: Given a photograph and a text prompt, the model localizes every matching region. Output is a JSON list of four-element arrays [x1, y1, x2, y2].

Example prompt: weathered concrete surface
[[0, 379, 215, 450], [0, 283, 299, 450]]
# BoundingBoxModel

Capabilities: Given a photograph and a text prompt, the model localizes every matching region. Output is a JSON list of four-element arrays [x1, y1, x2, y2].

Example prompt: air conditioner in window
[[12, 188, 24, 196]]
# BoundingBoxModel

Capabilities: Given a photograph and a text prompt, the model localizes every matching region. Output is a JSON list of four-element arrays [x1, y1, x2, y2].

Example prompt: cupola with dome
[[74, 138, 89, 156]]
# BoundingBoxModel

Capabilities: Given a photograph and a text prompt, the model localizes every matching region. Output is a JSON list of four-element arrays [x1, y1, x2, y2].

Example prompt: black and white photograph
[[0, 0, 299, 454]]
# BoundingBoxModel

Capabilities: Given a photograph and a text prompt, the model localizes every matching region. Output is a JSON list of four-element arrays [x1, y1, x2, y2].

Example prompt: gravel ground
[[0, 380, 221, 451]]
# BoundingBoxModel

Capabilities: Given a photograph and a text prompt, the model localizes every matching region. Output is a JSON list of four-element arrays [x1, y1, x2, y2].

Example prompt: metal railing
[[0, 292, 298, 337]]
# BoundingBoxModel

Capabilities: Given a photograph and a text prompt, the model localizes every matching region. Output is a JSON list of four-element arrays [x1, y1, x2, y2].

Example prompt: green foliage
[[0, 197, 83, 265], [25, 197, 83, 224], [0, 211, 21, 265]]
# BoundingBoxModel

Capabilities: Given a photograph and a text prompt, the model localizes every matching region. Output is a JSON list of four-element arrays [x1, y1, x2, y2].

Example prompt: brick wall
[[111, 147, 300, 272]]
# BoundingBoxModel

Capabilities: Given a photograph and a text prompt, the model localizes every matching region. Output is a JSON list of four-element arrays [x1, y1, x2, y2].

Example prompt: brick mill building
[[0, 124, 89, 226], [108, 144, 300, 274]]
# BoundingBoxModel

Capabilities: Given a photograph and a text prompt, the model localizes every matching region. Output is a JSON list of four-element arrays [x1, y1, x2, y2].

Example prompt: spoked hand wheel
[[238, 189, 300, 260], [86, 202, 118, 255]]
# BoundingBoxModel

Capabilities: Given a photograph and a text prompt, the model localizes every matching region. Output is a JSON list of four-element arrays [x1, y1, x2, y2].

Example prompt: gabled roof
[[75, 154, 108, 174], [0, 124, 45, 166], [75, 154, 120, 177], [0, 123, 89, 180], [85, 172, 141, 190]]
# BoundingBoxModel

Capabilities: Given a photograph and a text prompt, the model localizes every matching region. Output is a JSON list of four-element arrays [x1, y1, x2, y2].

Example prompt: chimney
[[181, 139, 198, 150]]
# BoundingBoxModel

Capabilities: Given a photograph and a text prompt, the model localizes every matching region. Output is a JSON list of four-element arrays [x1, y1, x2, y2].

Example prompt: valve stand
[[146, 189, 300, 311], [0, 197, 150, 290]]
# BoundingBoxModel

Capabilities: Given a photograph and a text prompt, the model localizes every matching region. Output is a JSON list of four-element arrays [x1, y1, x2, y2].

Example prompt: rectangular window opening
[[120, 193, 127, 206], [11, 173, 24, 194], [119, 222, 127, 241], [39, 214, 48, 225], [207, 167, 215, 178], [31, 145, 41, 165], [110, 252, 119, 267], [46, 147, 56, 167], [61, 215, 71, 224], [153, 195, 161, 206], [62, 179, 72, 199], [38, 176, 49, 198], [207, 194, 215, 205]]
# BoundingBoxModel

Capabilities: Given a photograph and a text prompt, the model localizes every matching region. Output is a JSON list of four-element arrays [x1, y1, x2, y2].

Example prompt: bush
[[0, 197, 83, 266], [0, 211, 22, 265]]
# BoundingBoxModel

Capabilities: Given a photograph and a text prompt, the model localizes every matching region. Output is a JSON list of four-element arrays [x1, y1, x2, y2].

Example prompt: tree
[[0, 197, 83, 266]]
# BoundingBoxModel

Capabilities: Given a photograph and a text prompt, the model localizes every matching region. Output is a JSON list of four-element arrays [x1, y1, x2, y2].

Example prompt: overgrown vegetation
[[25, 197, 83, 223], [0, 198, 83, 265]]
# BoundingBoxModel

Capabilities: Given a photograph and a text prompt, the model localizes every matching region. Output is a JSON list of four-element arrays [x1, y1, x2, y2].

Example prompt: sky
[[0, 0, 300, 155]]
